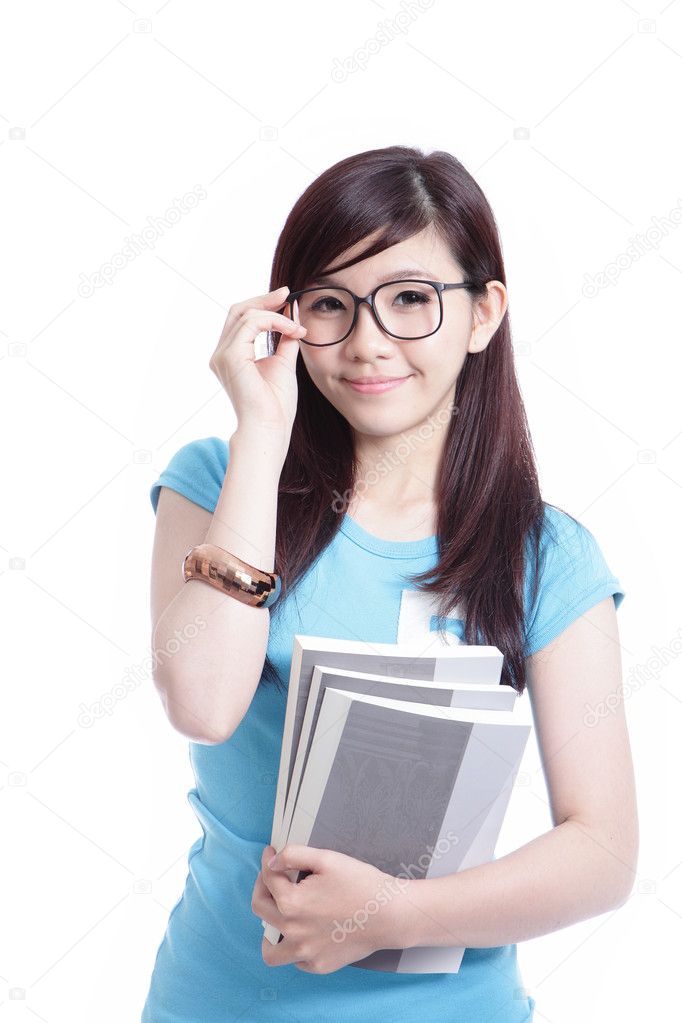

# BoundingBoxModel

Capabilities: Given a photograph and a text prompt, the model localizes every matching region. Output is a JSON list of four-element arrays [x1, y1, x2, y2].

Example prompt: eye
[[311, 296, 345, 313], [394, 289, 430, 306]]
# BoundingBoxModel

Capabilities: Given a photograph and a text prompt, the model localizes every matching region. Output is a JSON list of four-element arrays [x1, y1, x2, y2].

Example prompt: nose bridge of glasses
[[352, 288, 390, 337]]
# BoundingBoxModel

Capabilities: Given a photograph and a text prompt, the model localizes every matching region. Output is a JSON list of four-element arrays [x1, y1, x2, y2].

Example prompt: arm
[[389, 595, 639, 949], [150, 428, 286, 744]]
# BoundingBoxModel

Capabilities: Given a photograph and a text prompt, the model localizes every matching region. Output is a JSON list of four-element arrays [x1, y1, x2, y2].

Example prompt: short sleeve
[[150, 436, 229, 515], [524, 505, 625, 657]]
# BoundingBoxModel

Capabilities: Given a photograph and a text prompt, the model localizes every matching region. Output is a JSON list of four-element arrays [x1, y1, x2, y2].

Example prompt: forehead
[[313, 226, 459, 287]]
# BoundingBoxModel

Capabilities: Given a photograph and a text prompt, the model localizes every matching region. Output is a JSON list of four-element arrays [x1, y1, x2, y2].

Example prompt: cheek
[[422, 334, 470, 374], [300, 351, 336, 387], [405, 343, 453, 381]]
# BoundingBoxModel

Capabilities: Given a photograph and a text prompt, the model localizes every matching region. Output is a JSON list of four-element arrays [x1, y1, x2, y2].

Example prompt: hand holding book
[[254, 840, 413, 973]]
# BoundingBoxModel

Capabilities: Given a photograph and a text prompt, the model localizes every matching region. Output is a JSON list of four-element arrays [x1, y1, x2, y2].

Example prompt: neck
[[351, 425, 447, 512]]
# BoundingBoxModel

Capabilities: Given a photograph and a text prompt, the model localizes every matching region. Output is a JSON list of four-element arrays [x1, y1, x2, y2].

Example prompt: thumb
[[275, 297, 305, 368], [274, 329, 302, 369]]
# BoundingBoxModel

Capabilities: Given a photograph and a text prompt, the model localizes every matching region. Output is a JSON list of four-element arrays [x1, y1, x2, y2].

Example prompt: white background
[[1, 1, 679, 1020]]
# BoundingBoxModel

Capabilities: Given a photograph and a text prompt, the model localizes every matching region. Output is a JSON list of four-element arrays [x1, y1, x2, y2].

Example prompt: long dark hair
[[260, 144, 560, 696]]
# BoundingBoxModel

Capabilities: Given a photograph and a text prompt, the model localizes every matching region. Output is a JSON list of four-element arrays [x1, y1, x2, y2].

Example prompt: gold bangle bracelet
[[182, 543, 281, 608]]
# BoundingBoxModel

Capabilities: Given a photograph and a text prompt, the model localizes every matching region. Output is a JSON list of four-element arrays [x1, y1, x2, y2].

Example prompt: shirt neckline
[[339, 512, 439, 559]]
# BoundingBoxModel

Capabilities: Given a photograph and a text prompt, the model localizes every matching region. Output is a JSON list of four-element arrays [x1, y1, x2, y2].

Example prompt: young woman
[[142, 146, 637, 1022]]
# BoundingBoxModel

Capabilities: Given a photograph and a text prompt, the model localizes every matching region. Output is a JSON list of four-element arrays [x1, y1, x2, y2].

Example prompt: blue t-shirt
[[142, 436, 625, 1023]]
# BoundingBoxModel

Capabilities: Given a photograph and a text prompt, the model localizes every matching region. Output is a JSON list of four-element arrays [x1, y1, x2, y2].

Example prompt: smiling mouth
[[342, 375, 412, 393]]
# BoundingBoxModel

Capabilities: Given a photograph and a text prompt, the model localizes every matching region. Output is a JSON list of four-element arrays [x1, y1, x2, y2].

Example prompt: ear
[[467, 280, 508, 354]]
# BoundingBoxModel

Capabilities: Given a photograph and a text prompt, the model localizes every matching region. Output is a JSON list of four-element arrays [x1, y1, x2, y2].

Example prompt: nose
[[341, 298, 395, 358]]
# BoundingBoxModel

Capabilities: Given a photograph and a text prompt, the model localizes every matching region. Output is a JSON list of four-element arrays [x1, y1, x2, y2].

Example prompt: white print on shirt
[[397, 589, 466, 648]]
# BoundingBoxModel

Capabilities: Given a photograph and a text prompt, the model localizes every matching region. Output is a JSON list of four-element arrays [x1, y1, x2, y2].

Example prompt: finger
[[252, 871, 287, 930], [261, 845, 293, 894], [226, 311, 306, 362], [272, 328, 303, 369], [261, 857, 300, 903], [221, 285, 292, 334], [262, 931, 300, 967], [256, 850, 288, 915], [268, 843, 328, 875], [240, 308, 306, 332], [231, 285, 291, 316], [269, 297, 308, 366]]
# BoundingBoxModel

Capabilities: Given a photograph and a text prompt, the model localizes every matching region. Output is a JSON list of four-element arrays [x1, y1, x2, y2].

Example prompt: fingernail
[[268, 855, 277, 868]]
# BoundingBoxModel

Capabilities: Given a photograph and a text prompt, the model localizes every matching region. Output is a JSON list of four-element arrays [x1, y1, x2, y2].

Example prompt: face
[[294, 224, 507, 449]]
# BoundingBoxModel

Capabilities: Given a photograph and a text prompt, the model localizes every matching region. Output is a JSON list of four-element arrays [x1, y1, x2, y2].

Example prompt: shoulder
[[535, 503, 595, 558], [536, 503, 612, 573], [149, 436, 229, 515], [523, 502, 625, 658]]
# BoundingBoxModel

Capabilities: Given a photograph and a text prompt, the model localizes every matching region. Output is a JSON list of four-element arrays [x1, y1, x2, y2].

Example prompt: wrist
[[230, 425, 289, 465], [376, 874, 422, 951]]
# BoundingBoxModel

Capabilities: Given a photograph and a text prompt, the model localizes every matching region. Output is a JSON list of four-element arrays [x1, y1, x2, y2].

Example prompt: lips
[[342, 375, 412, 394], [345, 376, 403, 384]]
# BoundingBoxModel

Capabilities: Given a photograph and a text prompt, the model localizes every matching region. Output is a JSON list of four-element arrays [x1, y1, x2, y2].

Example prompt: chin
[[346, 410, 419, 437]]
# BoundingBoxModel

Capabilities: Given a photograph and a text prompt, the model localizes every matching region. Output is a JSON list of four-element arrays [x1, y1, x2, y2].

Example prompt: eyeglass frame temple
[[279, 279, 480, 347]]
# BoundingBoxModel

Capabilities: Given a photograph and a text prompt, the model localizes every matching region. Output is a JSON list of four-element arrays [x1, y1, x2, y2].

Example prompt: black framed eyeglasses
[[279, 279, 480, 347]]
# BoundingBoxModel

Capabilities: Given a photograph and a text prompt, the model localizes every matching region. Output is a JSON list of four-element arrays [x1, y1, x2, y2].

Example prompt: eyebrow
[[310, 267, 435, 287]]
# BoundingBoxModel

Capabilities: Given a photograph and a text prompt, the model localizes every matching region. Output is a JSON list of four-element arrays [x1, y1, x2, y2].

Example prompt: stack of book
[[260, 634, 531, 974]]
